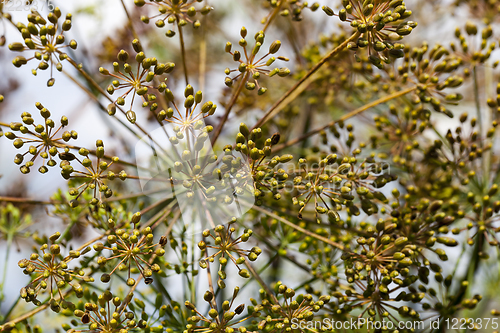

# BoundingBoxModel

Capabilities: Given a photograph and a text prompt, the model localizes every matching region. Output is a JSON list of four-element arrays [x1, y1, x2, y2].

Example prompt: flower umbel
[[225, 28, 290, 94], [323, 0, 416, 67], [94, 221, 166, 286], [198, 223, 262, 282], [18, 232, 93, 308], [101, 39, 175, 123], [8, 8, 77, 86], [5, 102, 77, 174], [135, 0, 212, 34]]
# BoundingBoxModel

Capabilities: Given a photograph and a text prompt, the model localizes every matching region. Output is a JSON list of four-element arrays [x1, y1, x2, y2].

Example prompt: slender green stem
[[210, 5, 281, 146], [252, 32, 361, 129], [198, 21, 207, 92], [435, 234, 484, 333], [0, 197, 58, 205], [177, 22, 189, 86], [0, 233, 13, 302], [57, 219, 77, 244], [473, 65, 489, 190], [244, 202, 345, 251], [211, 72, 250, 145], [120, 0, 140, 40], [2, 295, 21, 324], [273, 86, 417, 152], [473, 65, 483, 144]]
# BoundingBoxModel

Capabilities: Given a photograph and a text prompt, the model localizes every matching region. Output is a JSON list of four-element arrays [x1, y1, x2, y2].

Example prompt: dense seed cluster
[[4, 103, 77, 174], [225, 28, 290, 94], [8, 8, 76, 86], [101, 39, 175, 122]]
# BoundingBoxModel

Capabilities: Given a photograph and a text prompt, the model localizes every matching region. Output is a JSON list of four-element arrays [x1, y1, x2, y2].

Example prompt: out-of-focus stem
[[177, 23, 189, 85], [273, 86, 417, 152], [211, 72, 249, 145], [253, 32, 360, 129]]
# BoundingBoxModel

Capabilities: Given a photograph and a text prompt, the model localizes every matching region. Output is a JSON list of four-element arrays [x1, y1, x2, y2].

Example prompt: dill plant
[[0, 1, 500, 332]]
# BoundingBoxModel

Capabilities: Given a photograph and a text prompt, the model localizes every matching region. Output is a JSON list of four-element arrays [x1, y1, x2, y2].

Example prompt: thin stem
[[0, 197, 58, 205], [243, 202, 345, 251], [473, 65, 488, 190], [252, 32, 361, 129], [209, 5, 281, 146], [0, 233, 13, 302], [473, 65, 483, 146], [211, 72, 249, 145], [243, 254, 278, 303], [120, 0, 140, 40], [2, 295, 21, 324], [177, 22, 189, 85], [0, 232, 105, 329], [273, 86, 417, 152], [198, 22, 207, 92], [1, 301, 49, 330], [262, 4, 281, 33]]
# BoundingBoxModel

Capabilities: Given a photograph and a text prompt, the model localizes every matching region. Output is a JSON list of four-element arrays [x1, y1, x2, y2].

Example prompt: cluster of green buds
[[448, 185, 500, 248], [134, 0, 212, 35], [18, 232, 93, 308], [453, 21, 497, 69], [392, 42, 465, 117], [224, 27, 290, 94], [255, 283, 329, 333], [418, 277, 482, 321], [5, 103, 77, 174], [72, 291, 147, 332], [261, 0, 320, 22], [151, 87, 244, 217], [292, 154, 394, 222], [370, 104, 430, 161], [94, 217, 166, 286], [232, 124, 292, 202], [198, 223, 262, 285], [333, 224, 435, 326], [185, 287, 255, 333], [101, 39, 175, 123], [323, 0, 415, 67], [322, 121, 362, 157], [343, 232, 416, 286], [157, 85, 216, 133], [415, 112, 496, 196], [82, 203, 132, 233], [138, 91, 261, 231], [8, 8, 77, 86], [378, 195, 460, 265], [429, 113, 496, 176], [61, 140, 127, 206], [304, 239, 343, 287]]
